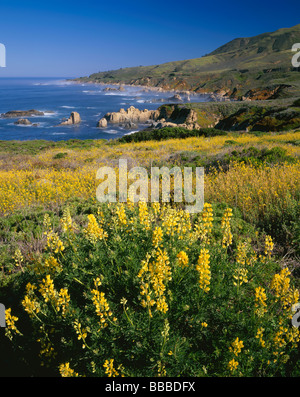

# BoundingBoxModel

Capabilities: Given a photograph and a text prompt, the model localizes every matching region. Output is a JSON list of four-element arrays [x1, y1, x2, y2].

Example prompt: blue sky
[[0, 0, 299, 77]]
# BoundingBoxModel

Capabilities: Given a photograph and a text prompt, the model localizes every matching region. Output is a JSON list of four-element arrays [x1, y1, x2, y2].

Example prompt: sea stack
[[59, 111, 81, 125]]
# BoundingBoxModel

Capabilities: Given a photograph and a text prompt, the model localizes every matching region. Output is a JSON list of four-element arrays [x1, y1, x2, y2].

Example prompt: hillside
[[74, 24, 300, 100]]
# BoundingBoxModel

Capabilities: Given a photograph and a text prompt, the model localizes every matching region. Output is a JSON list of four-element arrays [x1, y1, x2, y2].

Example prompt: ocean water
[[0, 77, 210, 141]]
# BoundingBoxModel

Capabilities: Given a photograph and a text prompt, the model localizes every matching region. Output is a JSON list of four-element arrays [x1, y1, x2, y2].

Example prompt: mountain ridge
[[74, 24, 300, 100]]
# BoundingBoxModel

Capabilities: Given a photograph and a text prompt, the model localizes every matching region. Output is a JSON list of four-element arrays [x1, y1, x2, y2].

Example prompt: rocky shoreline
[[71, 78, 231, 102]]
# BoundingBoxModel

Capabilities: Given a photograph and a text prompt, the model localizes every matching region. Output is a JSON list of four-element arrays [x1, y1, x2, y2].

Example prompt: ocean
[[0, 77, 210, 141]]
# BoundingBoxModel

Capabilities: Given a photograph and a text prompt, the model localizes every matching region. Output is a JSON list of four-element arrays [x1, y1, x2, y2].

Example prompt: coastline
[[68, 78, 227, 102]]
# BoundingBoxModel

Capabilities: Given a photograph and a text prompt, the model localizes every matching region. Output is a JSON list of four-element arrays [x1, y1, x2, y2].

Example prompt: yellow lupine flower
[[59, 362, 80, 377], [228, 358, 239, 372], [196, 248, 211, 293], [254, 286, 267, 316], [176, 251, 189, 268], [264, 235, 274, 258], [221, 208, 233, 248], [103, 359, 120, 377], [152, 226, 163, 247], [229, 337, 244, 356], [115, 203, 127, 226], [84, 214, 108, 243]]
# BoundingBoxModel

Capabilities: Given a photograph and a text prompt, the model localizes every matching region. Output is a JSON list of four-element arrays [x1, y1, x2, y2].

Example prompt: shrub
[[3, 203, 300, 377]]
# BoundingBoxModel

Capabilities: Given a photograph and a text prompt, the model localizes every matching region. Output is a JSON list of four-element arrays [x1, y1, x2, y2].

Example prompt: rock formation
[[1, 109, 44, 118], [102, 106, 159, 125], [167, 94, 183, 102], [104, 86, 125, 92], [14, 118, 32, 125], [99, 105, 201, 130], [97, 118, 108, 128], [59, 112, 81, 125]]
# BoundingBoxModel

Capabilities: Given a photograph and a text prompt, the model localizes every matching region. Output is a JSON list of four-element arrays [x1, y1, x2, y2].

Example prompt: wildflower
[[201, 322, 208, 328], [236, 241, 248, 266], [255, 286, 267, 316], [157, 360, 166, 377], [44, 256, 63, 274], [43, 213, 52, 232], [39, 275, 57, 304], [228, 358, 239, 372], [256, 327, 266, 347], [38, 328, 57, 363], [5, 308, 21, 340], [84, 214, 108, 244], [115, 203, 127, 226], [138, 201, 151, 230], [103, 359, 119, 377], [138, 249, 171, 315], [221, 208, 233, 248], [150, 249, 172, 313], [73, 320, 88, 349], [151, 202, 160, 216], [196, 249, 211, 293], [59, 362, 80, 377], [46, 232, 65, 254], [13, 248, 24, 271], [61, 207, 75, 233], [91, 284, 115, 327], [229, 337, 244, 356], [57, 288, 71, 316], [152, 226, 163, 247], [194, 203, 214, 243], [233, 267, 248, 287], [270, 268, 298, 308], [161, 207, 179, 237], [176, 251, 189, 268], [22, 295, 40, 318], [264, 235, 274, 258]]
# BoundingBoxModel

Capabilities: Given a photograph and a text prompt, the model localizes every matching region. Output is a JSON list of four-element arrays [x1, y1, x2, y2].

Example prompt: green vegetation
[[74, 24, 300, 100], [1, 201, 300, 377], [119, 127, 228, 143]]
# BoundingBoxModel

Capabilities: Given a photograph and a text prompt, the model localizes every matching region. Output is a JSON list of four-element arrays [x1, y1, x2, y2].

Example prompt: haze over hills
[[75, 24, 300, 100]]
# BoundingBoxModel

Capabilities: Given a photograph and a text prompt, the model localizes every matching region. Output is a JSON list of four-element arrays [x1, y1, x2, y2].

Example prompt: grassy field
[[1, 128, 300, 377]]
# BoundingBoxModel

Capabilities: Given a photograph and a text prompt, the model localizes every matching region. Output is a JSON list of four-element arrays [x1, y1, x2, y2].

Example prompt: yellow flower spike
[[196, 249, 211, 293], [103, 359, 120, 377], [264, 235, 274, 258], [221, 208, 233, 248], [115, 203, 127, 227], [254, 286, 268, 316], [59, 362, 80, 377], [84, 214, 108, 244], [176, 251, 189, 268], [229, 337, 244, 356], [152, 226, 163, 248], [228, 358, 239, 372]]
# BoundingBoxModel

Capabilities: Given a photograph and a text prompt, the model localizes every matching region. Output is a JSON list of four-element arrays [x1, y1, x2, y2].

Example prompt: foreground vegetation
[[0, 128, 299, 376]]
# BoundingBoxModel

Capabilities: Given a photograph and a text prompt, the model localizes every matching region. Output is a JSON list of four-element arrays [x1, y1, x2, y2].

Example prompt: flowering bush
[[4, 202, 300, 377]]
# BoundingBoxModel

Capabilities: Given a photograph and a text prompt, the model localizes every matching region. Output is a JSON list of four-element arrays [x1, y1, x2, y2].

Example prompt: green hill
[[75, 24, 300, 100]]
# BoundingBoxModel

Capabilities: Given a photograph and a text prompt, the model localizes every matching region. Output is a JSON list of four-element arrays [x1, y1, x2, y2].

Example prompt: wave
[[60, 106, 75, 109], [42, 111, 58, 117], [124, 130, 139, 135]]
